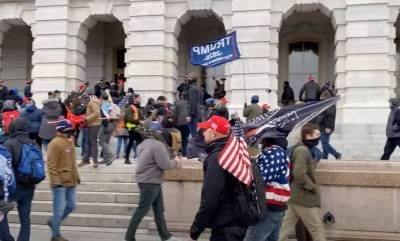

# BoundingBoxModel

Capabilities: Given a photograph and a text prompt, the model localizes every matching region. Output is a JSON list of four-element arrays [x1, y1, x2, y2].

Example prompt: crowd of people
[[0, 73, 344, 241]]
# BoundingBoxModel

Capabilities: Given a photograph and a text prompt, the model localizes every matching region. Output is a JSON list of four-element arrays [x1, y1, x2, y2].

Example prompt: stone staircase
[[8, 161, 153, 230]]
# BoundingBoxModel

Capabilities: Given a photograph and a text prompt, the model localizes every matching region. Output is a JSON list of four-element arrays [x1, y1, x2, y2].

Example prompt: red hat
[[0, 80, 3, 84], [262, 104, 270, 109], [79, 83, 86, 90], [197, 115, 231, 135], [307, 75, 315, 81], [26, 79, 33, 84]]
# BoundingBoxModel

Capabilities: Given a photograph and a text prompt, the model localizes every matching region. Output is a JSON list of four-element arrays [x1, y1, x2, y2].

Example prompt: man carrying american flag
[[189, 115, 252, 241]]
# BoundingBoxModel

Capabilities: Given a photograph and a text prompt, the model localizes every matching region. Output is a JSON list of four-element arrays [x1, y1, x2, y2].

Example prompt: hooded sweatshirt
[[4, 118, 37, 188], [39, 98, 62, 140]]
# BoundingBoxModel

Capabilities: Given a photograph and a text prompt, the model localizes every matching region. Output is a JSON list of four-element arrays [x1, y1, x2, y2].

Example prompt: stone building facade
[[1, 0, 400, 159]]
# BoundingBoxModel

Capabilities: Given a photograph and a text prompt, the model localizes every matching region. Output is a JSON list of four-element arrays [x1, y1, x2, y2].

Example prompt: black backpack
[[231, 157, 266, 226]]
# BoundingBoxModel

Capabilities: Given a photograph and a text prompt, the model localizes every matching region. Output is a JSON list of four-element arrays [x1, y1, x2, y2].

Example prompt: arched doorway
[[278, 6, 335, 103], [83, 17, 126, 86], [177, 10, 226, 98], [0, 23, 33, 93]]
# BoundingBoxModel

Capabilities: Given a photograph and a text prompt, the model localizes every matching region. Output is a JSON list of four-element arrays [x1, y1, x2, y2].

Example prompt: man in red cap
[[190, 115, 248, 241], [299, 75, 321, 102]]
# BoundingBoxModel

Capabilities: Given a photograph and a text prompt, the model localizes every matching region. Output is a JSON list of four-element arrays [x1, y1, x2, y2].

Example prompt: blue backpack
[[0, 145, 16, 201], [17, 143, 45, 185]]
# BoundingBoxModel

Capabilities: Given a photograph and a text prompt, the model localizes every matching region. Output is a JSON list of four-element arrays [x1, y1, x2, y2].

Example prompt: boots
[[124, 159, 132, 165]]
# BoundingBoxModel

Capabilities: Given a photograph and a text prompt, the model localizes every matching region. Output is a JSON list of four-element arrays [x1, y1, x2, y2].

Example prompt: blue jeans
[[188, 117, 199, 138], [42, 139, 51, 152], [244, 211, 284, 241], [116, 136, 128, 157], [320, 132, 338, 159], [51, 187, 77, 237], [0, 185, 34, 241], [81, 127, 88, 156]]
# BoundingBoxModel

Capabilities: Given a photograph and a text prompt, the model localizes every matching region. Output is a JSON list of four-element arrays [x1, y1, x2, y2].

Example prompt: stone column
[[0, 22, 11, 78], [230, 0, 276, 113], [126, 0, 169, 101], [32, 0, 83, 102], [341, 2, 392, 124]]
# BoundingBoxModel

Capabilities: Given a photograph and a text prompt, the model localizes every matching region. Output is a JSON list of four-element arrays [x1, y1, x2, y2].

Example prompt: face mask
[[303, 137, 320, 148]]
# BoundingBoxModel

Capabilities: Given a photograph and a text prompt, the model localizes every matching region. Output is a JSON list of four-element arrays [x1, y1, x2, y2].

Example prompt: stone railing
[[159, 160, 400, 241]]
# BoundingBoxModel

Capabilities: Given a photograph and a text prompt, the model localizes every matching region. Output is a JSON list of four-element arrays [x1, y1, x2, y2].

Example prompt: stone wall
[[161, 160, 400, 240]]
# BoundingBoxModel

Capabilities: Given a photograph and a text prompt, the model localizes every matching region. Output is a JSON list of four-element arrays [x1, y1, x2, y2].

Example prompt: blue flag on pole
[[190, 31, 241, 68]]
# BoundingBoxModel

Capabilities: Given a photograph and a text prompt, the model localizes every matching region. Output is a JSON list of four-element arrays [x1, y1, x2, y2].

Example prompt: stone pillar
[[341, 2, 392, 124], [32, 0, 83, 102], [126, 0, 169, 101], [0, 22, 11, 78], [230, 0, 276, 114]]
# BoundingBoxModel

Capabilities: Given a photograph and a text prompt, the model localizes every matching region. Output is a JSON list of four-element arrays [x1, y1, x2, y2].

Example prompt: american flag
[[218, 119, 253, 186]]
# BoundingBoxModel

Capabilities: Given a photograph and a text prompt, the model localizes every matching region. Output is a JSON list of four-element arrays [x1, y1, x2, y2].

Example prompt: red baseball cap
[[197, 115, 231, 135], [307, 75, 315, 81]]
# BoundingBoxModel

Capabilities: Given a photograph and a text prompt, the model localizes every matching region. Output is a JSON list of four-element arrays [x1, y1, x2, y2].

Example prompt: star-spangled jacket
[[257, 145, 291, 212]]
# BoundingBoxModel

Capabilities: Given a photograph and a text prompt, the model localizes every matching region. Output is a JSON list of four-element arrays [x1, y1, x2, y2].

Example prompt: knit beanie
[[251, 95, 259, 104]]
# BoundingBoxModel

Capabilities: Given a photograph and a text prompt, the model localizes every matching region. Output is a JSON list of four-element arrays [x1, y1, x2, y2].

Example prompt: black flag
[[243, 97, 340, 141]]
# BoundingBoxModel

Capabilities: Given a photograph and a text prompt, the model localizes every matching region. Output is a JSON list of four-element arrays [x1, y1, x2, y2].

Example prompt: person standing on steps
[[125, 125, 180, 241], [125, 94, 144, 164], [315, 91, 341, 160], [47, 120, 80, 241], [299, 75, 321, 102], [79, 85, 102, 168], [186, 72, 204, 138], [381, 98, 400, 160]]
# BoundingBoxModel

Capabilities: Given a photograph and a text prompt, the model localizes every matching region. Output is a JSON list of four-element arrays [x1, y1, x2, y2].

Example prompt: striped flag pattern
[[218, 119, 253, 186]]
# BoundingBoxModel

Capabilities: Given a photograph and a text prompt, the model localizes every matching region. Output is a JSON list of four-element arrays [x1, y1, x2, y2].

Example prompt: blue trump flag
[[190, 31, 241, 68]]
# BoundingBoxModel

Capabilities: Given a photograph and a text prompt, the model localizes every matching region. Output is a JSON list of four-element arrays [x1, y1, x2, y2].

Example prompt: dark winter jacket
[[386, 98, 400, 138], [190, 137, 245, 240], [5, 89, 23, 105], [39, 98, 62, 140], [173, 99, 189, 126], [281, 85, 295, 104], [21, 105, 43, 133], [4, 118, 37, 188], [24, 85, 32, 98], [187, 82, 204, 120], [316, 105, 336, 131], [0, 85, 8, 100], [299, 81, 321, 102]]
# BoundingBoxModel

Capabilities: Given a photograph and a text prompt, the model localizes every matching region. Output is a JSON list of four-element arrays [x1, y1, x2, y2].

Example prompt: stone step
[[37, 182, 139, 193], [76, 162, 137, 174], [31, 201, 151, 216], [34, 190, 140, 203], [8, 211, 152, 229], [78, 173, 136, 183]]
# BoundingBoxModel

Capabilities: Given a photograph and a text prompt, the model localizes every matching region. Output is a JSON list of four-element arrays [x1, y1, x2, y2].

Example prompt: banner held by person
[[243, 96, 340, 142], [190, 31, 241, 68]]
